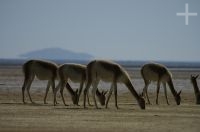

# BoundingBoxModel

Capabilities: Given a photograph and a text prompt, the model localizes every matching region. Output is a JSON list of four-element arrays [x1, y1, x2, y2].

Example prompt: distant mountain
[[19, 48, 94, 60]]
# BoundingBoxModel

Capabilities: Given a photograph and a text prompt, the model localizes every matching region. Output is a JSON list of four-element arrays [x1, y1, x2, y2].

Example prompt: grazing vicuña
[[54, 63, 107, 106], [141, 63, 181, 105], [83, 60, 145, 109], [22, 59, 58, 104]]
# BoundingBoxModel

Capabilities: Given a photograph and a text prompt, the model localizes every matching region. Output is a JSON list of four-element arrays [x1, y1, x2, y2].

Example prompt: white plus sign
[[176, 3, 198, 25]]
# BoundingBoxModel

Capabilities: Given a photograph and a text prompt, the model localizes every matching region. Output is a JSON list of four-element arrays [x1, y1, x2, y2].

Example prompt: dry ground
[[0, 92, 200, 132], [0, 66, 200, 132]]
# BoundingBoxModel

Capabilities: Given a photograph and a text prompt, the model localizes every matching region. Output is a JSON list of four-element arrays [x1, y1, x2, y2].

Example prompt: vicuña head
[[190, 74, 199, 83], [138, 94, 146, 109], [69, 84, 107, 106], [71, 89, 79, 105], [96, 90, 108, 106], [190, 74, 200, 104]]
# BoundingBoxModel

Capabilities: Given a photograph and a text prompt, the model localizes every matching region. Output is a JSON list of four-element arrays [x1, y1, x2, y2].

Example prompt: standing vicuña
[[22, 59, 58, 104], [83, 60, 145, 109], [54, 63, 107, 106], [141, 63, 181, 105], [190, 75, 200, 104]]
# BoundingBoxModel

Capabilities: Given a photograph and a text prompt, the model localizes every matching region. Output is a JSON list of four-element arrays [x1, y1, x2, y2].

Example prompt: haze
[[0, 0, 200, 61]]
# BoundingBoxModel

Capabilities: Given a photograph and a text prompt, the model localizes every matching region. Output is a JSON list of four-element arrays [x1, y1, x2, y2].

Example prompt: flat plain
[[0, 66, 200, 132]]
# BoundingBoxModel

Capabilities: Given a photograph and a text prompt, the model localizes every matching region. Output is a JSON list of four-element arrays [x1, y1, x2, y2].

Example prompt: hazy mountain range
[[19, 48, 94, 60]]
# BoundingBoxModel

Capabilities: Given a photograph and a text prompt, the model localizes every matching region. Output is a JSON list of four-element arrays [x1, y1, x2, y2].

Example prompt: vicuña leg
[[163, 83, 169, 105], [91, 81, 99, 109], [83, 81, 91, 108], [156, 80, 161, 105], [106, 83, 114, 108], [86, 91, 92, 106], [113, 82, 118, 109], [77, 81, 84, 105], [50, 79, 56, 105], [26, 78, 34, 104], [60, 82, 68, 106], [22, 78, 29, 104], [143, 82, 151, 104], [44, 81, 51, 104]]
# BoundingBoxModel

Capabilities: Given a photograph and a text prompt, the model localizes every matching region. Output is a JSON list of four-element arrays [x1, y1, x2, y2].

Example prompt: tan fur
[[190, 75, 200, 104], [22, 59, 58, 104], [141, 63, 181, 105], [83, 60, 145, 109], [54, 63, 107, 106]]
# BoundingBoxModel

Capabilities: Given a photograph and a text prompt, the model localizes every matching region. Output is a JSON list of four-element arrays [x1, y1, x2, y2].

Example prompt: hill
[[19, 48, 94, 60]]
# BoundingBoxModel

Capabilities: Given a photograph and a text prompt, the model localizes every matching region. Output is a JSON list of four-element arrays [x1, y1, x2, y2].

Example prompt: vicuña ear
[[191, 75, 193, 78], [195, 75, 199, 79]]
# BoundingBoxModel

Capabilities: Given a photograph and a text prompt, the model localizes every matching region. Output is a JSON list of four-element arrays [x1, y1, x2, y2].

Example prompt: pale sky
[[0, 0, 200, 61]]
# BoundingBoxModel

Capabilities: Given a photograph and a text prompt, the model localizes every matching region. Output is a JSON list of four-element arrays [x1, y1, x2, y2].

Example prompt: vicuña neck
[[191, 80, 200, 94], [125, 79, 140, 101], [167, 78, 178, 97], [66, 83, 75, 96]]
